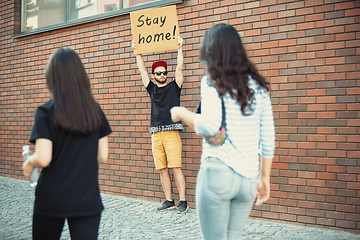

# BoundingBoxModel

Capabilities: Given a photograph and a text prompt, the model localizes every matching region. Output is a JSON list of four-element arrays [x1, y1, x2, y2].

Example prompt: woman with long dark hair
[[23, 48, 112, 240], [171, 24, 275, 239]]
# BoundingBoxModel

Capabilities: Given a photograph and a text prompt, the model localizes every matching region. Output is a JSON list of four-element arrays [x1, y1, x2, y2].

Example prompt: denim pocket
[[206, 167, 234, 195], [249, 178, 258, 200]]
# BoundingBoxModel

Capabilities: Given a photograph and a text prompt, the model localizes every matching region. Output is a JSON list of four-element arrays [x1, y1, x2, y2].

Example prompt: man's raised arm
[[175, 36, 184, 88], [132, 40, 150, 88]]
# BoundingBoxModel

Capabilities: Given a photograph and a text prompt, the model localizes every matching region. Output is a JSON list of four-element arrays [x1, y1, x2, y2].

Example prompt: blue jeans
[[196, 157, 258, 240]]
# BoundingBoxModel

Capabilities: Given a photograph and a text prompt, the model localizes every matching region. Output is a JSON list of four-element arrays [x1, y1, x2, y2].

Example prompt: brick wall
[[1, 0, 359, 234]]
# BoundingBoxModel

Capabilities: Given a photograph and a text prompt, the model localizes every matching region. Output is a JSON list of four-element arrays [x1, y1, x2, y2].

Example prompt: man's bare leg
[[159, 167, 173, 201], [172, 167, 186, 201]]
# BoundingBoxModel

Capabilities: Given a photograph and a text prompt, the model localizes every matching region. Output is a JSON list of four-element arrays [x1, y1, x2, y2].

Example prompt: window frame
[[13, 0, 183, 39]]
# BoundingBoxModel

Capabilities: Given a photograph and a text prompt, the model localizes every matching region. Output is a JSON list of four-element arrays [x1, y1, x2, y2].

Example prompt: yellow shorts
[[151, 130, 182, 170]]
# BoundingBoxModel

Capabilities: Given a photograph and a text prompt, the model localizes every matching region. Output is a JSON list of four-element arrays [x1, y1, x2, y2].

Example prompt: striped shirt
[[193, 76, 275, 179]]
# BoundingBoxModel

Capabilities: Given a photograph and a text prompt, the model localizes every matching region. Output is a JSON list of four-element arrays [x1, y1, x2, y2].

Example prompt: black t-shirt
[[146, 80, 184, 133], [29, 100, 112, 217]]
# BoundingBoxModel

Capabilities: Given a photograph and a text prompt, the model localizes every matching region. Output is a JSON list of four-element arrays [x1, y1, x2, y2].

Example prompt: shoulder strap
[[220, 97, 226, 129]]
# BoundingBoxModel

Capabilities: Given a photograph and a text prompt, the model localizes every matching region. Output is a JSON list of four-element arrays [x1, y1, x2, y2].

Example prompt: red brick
[[347, 119, 360, 127], [317, 188, 336, 196], [336, 220, 357, 229], [335, 2, 355, 11], [347, 135, 360, 143], [317, 217, 336, 226], [317, 112, 336, 119], [326, 150, 347, 158], [272, 163, 288, 170], [297, 22, 315, 30], [327, 104, 346, 111], [346, 88, 360, 95], [305, 0, 323, 7], [261, 12, 278, 21], [347, 182, 360, 191], [308, 104, 326, 112], [298, 215, 316, 224], [307, 89, 326, 96], [279, 213, 297, 222], [262, 211, 279, 220], [345, 8, 360, 17], [307, 180, 326, 187]]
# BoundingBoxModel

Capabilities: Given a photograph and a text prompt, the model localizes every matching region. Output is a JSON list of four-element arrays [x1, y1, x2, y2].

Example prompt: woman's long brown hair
[[200, 24, 270, 115], [46, 48, 102, 133]]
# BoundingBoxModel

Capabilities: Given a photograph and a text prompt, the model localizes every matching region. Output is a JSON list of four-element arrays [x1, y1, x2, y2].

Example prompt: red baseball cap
[[152, 61, 167, 73]]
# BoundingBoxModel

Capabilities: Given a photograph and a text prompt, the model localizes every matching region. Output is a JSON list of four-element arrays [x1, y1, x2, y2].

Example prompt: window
[[22, 0, 64, 31], [19, 0, 182, 36]]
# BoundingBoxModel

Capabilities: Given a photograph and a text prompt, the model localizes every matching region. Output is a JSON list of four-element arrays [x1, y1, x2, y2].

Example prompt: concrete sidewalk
[[1, 176, 359, 240]]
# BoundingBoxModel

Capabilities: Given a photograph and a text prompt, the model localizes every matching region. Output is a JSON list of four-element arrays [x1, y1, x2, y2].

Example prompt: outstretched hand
[[170, 106, 183, 123], [23, 158, 34, 181], [131, 40, 137, 50], [177, 36, 183, 48], [170, 106, 195, 131], [255, 177, 270, 206]]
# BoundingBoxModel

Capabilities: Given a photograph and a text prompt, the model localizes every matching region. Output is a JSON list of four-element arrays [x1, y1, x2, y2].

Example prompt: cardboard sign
[[130, 5, 180, 54]]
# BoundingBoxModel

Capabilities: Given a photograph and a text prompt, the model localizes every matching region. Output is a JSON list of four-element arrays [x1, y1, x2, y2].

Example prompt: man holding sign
[[131, 36, 188, 213]]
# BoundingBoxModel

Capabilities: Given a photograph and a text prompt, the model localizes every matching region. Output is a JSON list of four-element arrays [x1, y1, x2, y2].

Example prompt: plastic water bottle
[[22, 145, 39, 188]]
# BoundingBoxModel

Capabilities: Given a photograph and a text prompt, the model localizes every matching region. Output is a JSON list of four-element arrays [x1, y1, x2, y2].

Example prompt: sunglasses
[[154, 71, 168, 76]]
